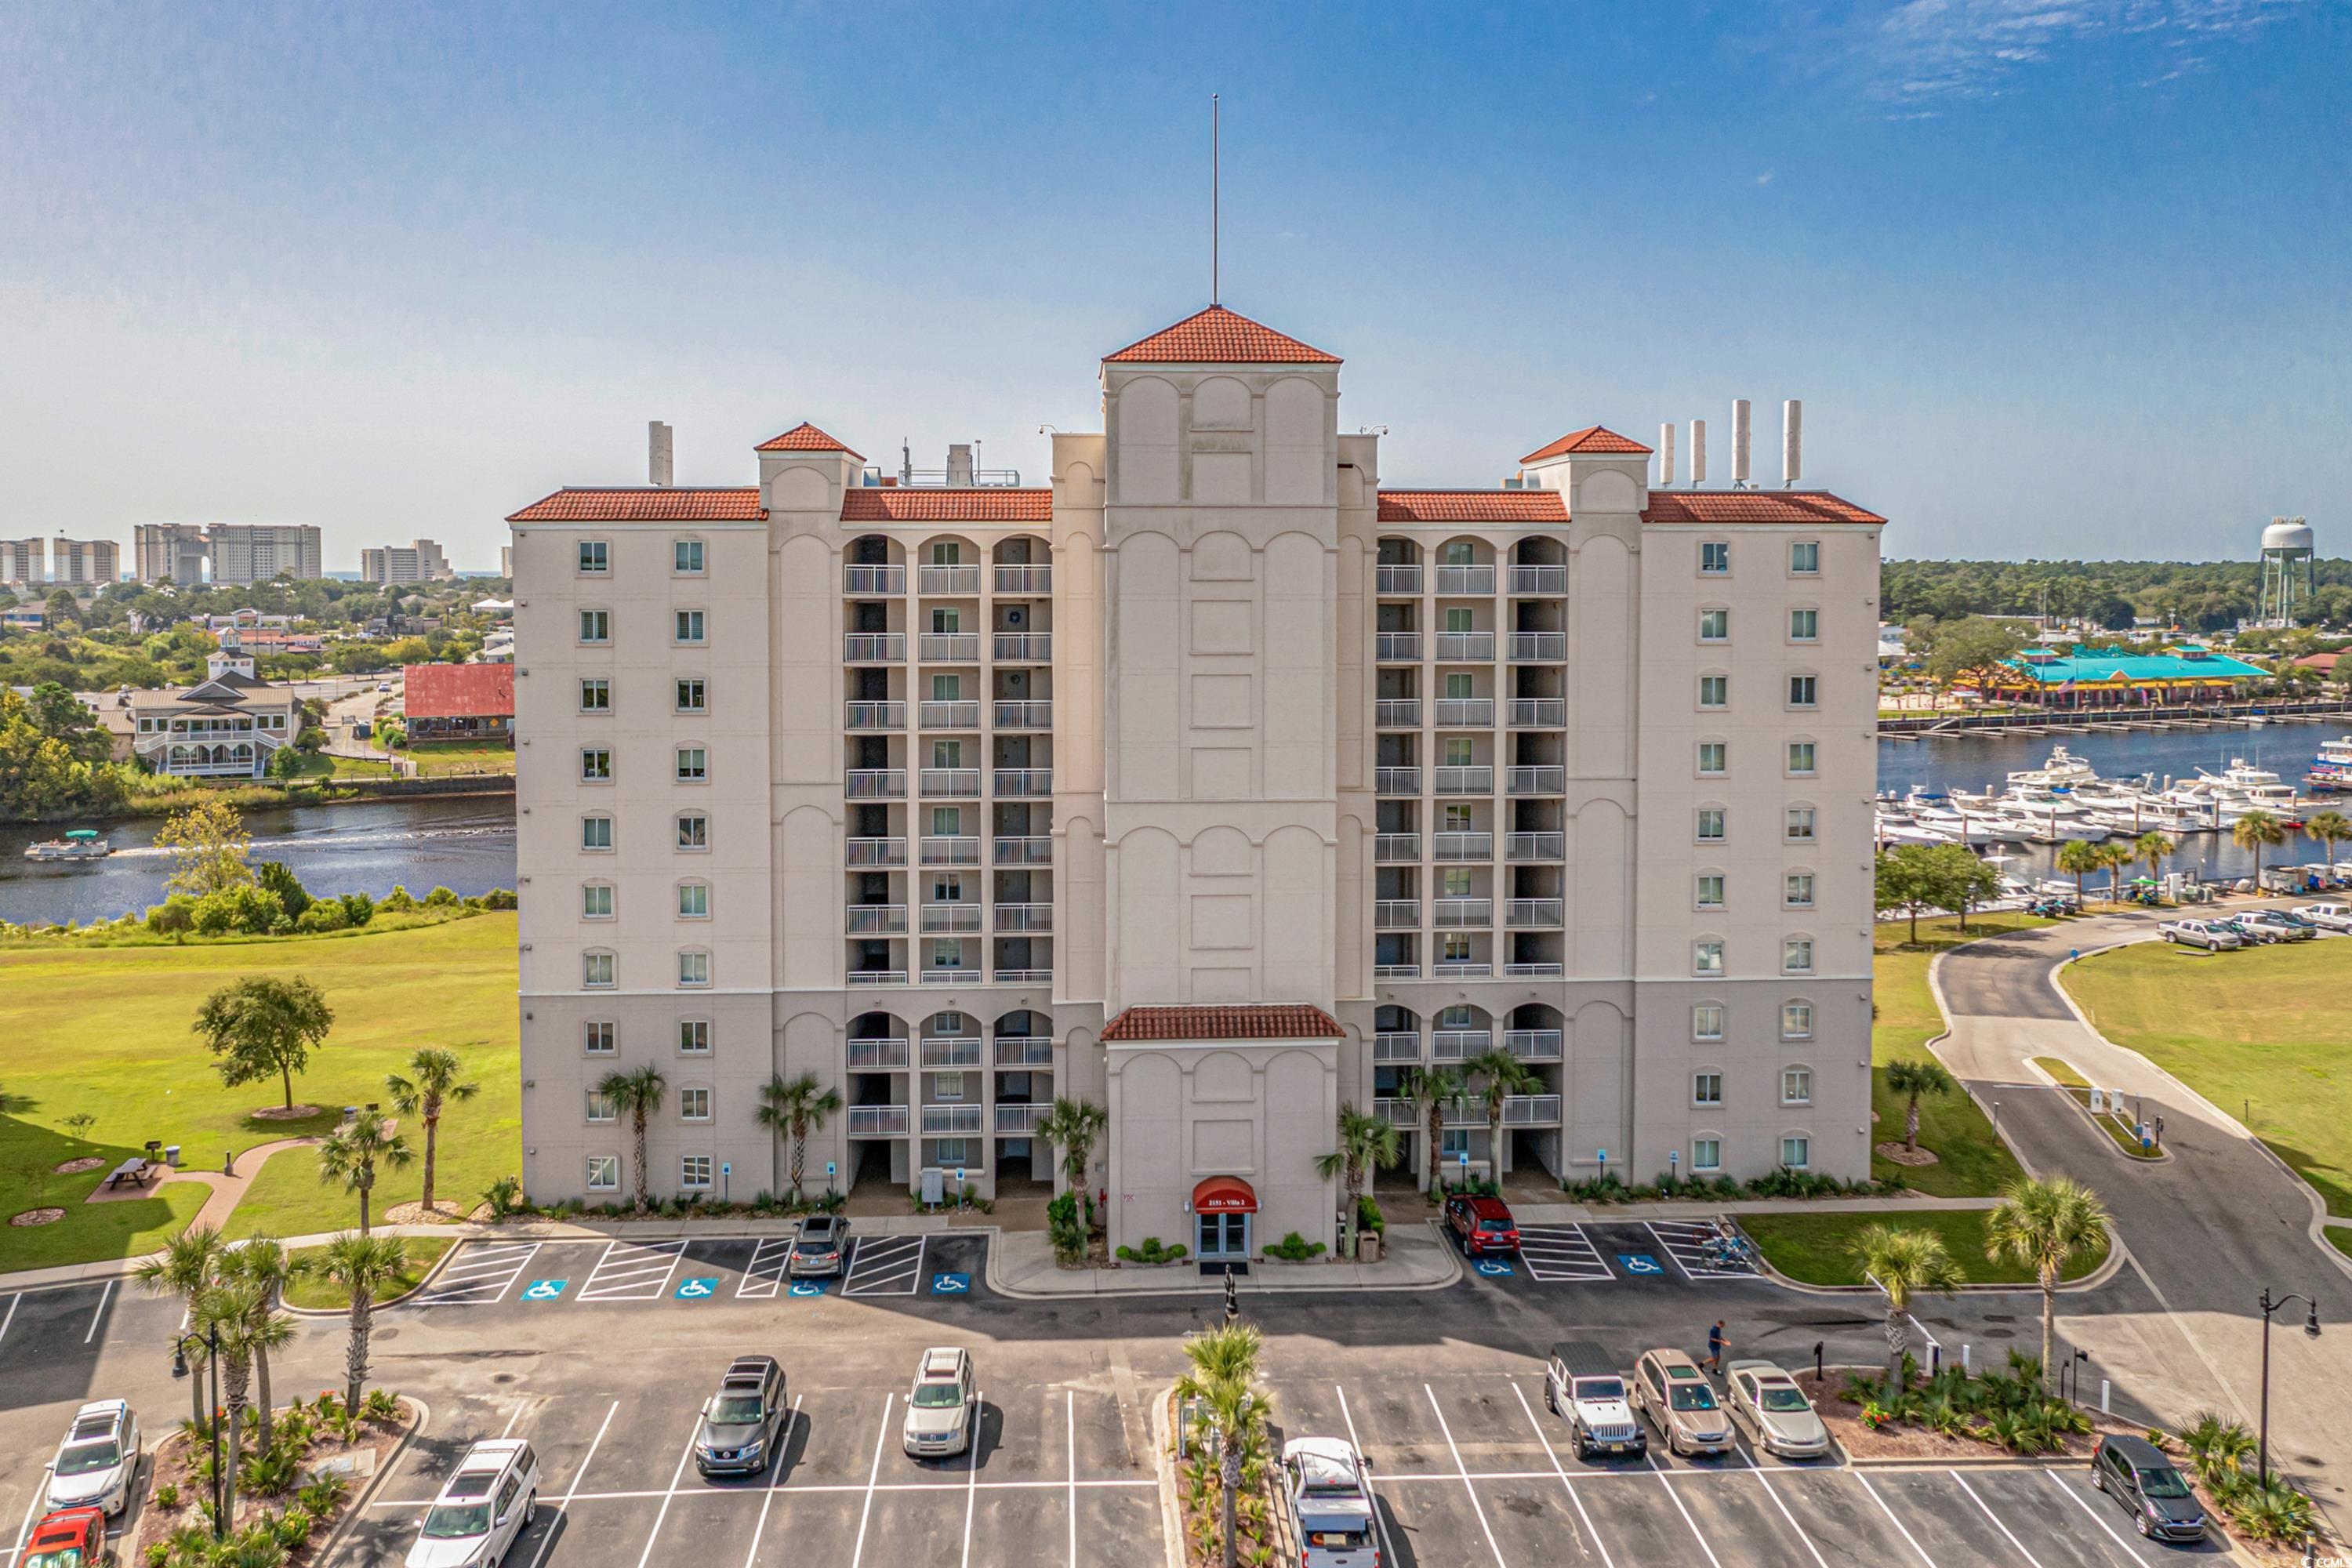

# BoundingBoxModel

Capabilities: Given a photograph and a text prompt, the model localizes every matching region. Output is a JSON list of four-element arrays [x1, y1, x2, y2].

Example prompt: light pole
[[2256, 1287, 2321, 1490], [172, 1324, 227, 1539]]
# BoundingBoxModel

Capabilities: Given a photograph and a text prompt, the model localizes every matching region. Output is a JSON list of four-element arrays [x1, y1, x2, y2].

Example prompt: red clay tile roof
[[1642, 491, 1885, 526], [1376, 490, 1568, 524], [1104, 305, 1340, 365], [755, 421, 863, 458], [506, 488, 764, 523], [840, 488, 1053, 523], [1101, 1004, 1346, 1043], [401, 662, 515, 720], [1520, 426, 1653, 463]]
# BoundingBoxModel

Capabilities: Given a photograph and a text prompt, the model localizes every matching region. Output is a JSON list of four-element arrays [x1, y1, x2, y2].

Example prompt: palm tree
[[217, 1238, 299, 1447], [1400, 1066, 1471, 1195], [2054, 838, 2101, 906], [2096, 840, 2138, 903], [1883, 1058, 1956, 1155], [2231, 809, 2287, 884], [384, 1047, 480, 1215], [1465, 1048, 1538, 1182], [316, 1108, 414, 1234], [1846, 1223, 1964, 1392], [136, 1223, 223, 1428], [1037, 1098, 1109, 1225], [1984, 1176, 2112, 1394], [305, 1231, 410, 1414], [2303, 810, 2350, 875], [753, 1073, 843, 1200], [192, 1279, 267, 1522], [594, 1065, 668, 1214], [2133, 829, 2173, 901], [1173, 1321, 1272, 1568], [1313, 1105, 1401, 1260]]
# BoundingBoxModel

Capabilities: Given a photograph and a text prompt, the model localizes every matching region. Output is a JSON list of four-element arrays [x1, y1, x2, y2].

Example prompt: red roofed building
[[402, 662, 515, 742]]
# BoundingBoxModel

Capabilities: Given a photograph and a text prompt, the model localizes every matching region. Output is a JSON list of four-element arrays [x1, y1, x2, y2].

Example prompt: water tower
[[2258, 516, 2314, 626]]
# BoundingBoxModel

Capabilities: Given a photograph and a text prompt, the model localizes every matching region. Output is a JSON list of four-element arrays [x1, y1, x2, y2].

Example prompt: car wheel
[[1544, 1385, 1557, 1414], [2134, 1512, 2151, 1538], [2092, 1468, 2106, 1492]]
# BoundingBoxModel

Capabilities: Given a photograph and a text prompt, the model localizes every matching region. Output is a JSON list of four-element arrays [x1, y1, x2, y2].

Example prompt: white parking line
[[1508, 1380, 1617, 1568], [1065, 1389, 1076, 1568], [736, 1238, 793, 1299], [1423, 1383, 1508, 1566], [849, 1394, 894, 1568], [1856, 1471, 1939, 1568], [844, 1235, 926, 1296], [630, 1428, 699, 1568], [9, 1480, 48, 1568], [418, 1240, 543, 1306], [1950, 1469, 2048, 1568], [1516, 1225, 1613, 1283], [0, 1294, 19, 1346], [1642, 1450, 1726, 1568], [521, 1399, 617, 1568], [83, 1280, 112, 1343], [1334, 1385, 1400, 1568], [960, 1387, 982, 1568], [373, 1479, 1160, 1508], [1748, 1465, 1830, 1568], [579, 1239, 688, 1301], [742, 1395, 803, 1568], [2041, 1469, 2156, 1566]]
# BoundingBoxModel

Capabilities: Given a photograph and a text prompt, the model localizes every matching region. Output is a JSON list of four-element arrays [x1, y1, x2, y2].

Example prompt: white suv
[[45, 1400, 140, 1517], [408, 1440, 539, 1568], [901, 1347, 976, 1458]]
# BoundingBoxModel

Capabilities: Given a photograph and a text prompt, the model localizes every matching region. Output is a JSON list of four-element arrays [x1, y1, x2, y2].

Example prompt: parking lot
[[397, 1233, 987, 1316]]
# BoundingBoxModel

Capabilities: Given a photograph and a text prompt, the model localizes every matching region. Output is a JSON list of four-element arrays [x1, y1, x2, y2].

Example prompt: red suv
[[1445, 1194, 1520, 1256]]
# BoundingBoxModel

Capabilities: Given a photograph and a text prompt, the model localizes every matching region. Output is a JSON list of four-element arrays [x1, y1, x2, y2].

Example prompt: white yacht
[[2310, 736, 2352, 793], [2195, 759, 2303, 818], [1872, 808, 1951, 848], [2006, 747, 2101, 791]]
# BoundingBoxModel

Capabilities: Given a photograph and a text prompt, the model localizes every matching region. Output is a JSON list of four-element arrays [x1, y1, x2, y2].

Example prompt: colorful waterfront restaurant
[[1977, 644, 2267, 707]]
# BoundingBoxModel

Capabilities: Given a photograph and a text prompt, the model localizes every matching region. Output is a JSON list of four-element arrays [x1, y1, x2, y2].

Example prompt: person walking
[[1706, 1319, 1726, 1374]]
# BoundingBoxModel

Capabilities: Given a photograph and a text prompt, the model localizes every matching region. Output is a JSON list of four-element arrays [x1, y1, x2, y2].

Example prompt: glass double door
[[1196, 1211, 1251, 1261]]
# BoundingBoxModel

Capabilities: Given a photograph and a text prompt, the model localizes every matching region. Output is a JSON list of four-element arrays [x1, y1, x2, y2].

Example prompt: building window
[[586, 1155, 619, 1191], [1780, 1135, 1811, 1170], [1440, 866, 1472, 897], [680, 1087, 711, 1121], [1692, 1138, 1722, 1172], [1695, 873, 1725, 910], [582, 950, 615, 989], [1789, 608, 1819, 642], [579, 678, 611, 713], [1439, 1128, 1471, 1160], [1790, 540, 1820, 575], [678, 949, 711, 988], [931, 1072, 965, 1102], [674, 609, 705, 645], [1782, 1002, 1813, 1040], [581, 815, 613, 851], [1697, 808, 1726, 843], [586, 1091, 615, 1123], [1698, 608, 1729, 642], [583, 1020, 616, 1055], [1693, 1072, 1723, 1106], [935, 1138, 973, 1168], [1693, 940, 1724, 975], [674, 539, 706, 575], [676, 678, 706, 713], [1692, 1004, 1725, 1042], [1782, 1068, 1813, 1105], [1442, 802, 1472, 831], [1698, 674, 1728, 709], [1443, 606, 1474, 634], [679, 1019, 710, 1054], [931, 673, 962, 702], [579, 608, 610, 644], [1788, 674, 1818, 708], [1785, 808, 1817, 843], [1784, 938, 1815, 974], [932, 739, 963, 768], [1697, 741, 1726, 776], [1442, 736, 1474, 768], [677, 813, 708, 850], [677, 882, 710, 919], [1784, 873, 1815, 908], [1700, 541, 1730, 575], [676, 746, 707, 782], [1441, 933, 1473, 963], [578, 540, 609, 575], [1787, 741, 1817, 775], [580, 748, 612, 782], [1444, 671, 1474, 700], [681, 1155, 713, 1190], [930, 540, 962, 566], [931, 606, 961, 634], [581, 883, 615, 920], [1442, 540, 1475, 567]]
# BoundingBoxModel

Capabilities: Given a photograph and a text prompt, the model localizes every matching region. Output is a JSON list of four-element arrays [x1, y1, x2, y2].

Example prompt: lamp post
[[172, 1324, 227, 1540], [2256, 1287, 2321, 1490]]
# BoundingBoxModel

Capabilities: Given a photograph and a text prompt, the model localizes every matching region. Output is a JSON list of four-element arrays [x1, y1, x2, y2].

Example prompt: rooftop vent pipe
[[1782, 400, 1802, 488], [648, 422, 673, 488], [1730, 400, 1751, 488], [1689, 419, 1708, 486], [1658, 423, 1676, 487]]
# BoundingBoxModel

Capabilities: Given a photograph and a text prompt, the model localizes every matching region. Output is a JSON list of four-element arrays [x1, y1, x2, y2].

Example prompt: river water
[[0, 719, 2343, 925]]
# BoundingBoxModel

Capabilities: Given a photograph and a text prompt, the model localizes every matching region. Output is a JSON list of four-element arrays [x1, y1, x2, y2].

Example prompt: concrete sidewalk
[[987, 1218, 1461, 1298], [1505, 1193, 2002, 1225]]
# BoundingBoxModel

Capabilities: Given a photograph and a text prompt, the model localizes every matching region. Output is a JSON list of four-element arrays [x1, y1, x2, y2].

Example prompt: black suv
[[789, 1215, 850, 1278], [2091, 1433, 2206, 1541], [694, 1356, 788, 1478]]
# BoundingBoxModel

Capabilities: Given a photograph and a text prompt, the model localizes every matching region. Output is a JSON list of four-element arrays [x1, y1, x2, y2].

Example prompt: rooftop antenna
[[1211, 93, 1220, 306]]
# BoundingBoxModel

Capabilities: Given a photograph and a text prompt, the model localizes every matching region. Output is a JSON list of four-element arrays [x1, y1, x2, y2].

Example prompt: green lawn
[[1871, 914, 2047, 1196], [2328, 1227, 2352, 1261], [282, 1236, 456, 1308], [0, 915, 520, 1270], [403, 740, 516, 778], [1742, 1209, 2111, 1288], [2031, 1055, 2089, 1088], [2063, 939, 2352, 1216]]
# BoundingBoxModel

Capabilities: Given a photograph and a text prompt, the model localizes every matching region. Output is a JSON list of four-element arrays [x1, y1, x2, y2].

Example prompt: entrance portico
[[1190, 1174, 1257, 1264]]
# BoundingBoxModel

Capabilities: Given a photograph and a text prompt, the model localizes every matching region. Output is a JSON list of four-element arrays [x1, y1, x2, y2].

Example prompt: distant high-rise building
[[134, 524, 211, 586], [1, 539, 42, 587], [360, 539, 452, 585], [207, 524, 322, 585], [501, 544, 513, 579], [53, 539, 119, 586]]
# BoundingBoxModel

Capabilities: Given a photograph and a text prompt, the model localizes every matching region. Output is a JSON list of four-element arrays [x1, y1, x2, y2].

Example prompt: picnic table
[[106, 1157, 158, 1190]]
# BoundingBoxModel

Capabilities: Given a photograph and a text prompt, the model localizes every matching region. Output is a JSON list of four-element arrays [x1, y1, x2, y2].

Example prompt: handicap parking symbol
[[674, 1277, 717, 1300], [788, 1279, 828, 1298], [1617, 1254, 1664, 1276], [1474, 1259, 1514, 1277], [521, 1279, 568, 1301], [931, 1272, 971, 1295]]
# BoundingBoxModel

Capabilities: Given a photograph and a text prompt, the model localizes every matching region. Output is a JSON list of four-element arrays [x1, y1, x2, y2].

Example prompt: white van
[[407, 1439, 539, 1568]]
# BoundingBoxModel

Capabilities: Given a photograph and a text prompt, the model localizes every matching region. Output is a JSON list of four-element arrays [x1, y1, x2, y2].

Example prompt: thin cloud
[[1842, 0, 2308, 101], [1757, 169, 1777, 183]]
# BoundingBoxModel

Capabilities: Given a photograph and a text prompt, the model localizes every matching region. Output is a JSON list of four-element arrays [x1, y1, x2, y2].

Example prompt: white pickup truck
[[1544, 1341, 1646, 1460], [2158, 919, 2242, 951]]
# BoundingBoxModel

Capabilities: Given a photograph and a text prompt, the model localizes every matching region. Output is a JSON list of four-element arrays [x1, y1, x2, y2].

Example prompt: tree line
[[1882, 557, 2352, 635]]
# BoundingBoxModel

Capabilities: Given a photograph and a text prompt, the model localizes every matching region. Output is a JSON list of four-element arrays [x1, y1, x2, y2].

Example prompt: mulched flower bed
[[10, 1208, 64, 1227], [54, 1157, 106, 1174], [131, 1394, 416, 1566]]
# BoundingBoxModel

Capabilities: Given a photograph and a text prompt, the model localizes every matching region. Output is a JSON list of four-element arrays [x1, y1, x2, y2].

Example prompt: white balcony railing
[[848, 1105, 909, 1136], [994, 902, 1053, 933], [1374, 1097, 1480, 1129], [920, 967, 974, 984], [1435, 631, 1494, 662], [1434, 698, 1494, 728], [917, 633, 980, 662], [1509, 699, 1562, 728], [919, 701, 980, 729], [995, 1102, 1051, 1134], [993, 836, 1053, 865], [1502, 1094, 1563, 1125], [1508, 631, 1566, 662], [993, 1036, 1054, 1066], [847, 1037, 911, 1069], [1434, 766, 1494, 795], [1506, 898, 1565, 928], [920, 836, 981, 866], [993, 768, 1053, 797], [847, 970, 907, 987], [1374, 900, 1420, 930], [1373, 963, 1421, 979], [1505, 832, 1566, 861], [1432, 1029, 1492, 1061], [845, 701, 906, 731], [844, 564, 906, 595], [994, 968, 1053, 985], [1433, 831, 1492, 861], [993, 700, 1052, 730], [844, 633, 906, 662], [920, 903, 982, 934], [920, 768, 982, 797], [1434, 960, 1491, 978], [921, 1104, 985, 1135], [917, 564, 982, 596], [1374, 699, 1421, 728], [1505, 1029, 1563, 1061], [1508, 564, 1567, 595], [993, 633, 1052, 662], [845, 904, 907, 935], [920, 1036, 983, 1068], [847, 836, 907, 868], [1375, 767, 1421, 795], [1374, 833, 1419, 863], [1434, 564, 1495, 595], [846, 768, 907, 799], [1504, 961, 1565, 978], [1375, 564, 1421, 594], [993, 564, 1052, 595], [1507, 766, 1566, 795], [1373, 1031, 1424, 1063], [1375, 632, 1420, 662]]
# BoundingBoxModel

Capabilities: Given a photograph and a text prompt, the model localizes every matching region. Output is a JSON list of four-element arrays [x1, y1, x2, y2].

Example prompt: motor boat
[[1987, 808, 2107, 844], [2307, 736, 2352, 793], [23, 829, 112, 862], [2196, 759, 2303, 816], [1904, 801, 2013, 845], [1872, 810, 1951, 848], [2005, 747, 2100, 791]]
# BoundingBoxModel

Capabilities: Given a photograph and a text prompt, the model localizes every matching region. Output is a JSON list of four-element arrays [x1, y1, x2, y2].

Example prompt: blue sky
[[3, 1, 2345, 568]]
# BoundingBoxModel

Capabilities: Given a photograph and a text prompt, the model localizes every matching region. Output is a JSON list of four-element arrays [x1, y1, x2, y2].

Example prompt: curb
[[1152, 1386, 1185, 1568], [982, 1224, 1463, 1301], [312, 1393, 429, 1567], [1747, 1224, 2129, 1298], [282, 1235, 467, 1319]]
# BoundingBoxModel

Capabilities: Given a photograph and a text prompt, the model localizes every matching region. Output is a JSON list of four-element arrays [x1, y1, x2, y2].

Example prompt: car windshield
[[1668, 1385, 1719, 1412], [55, 1442, 120, 1475], [911, 1381, 964, 1409], [1759, 1388, 1810, 1413], [1573, 1377, 1625, 1401], [421, 1503, 491, 1539], [2137, 1468, 2193, 1499], [710, 1396, 765, 1424], [25, 1549, 87, 1568], [1477, 1217, 1515, 1232]]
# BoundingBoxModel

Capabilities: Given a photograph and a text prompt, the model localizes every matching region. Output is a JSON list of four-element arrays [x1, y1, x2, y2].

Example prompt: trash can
[[1359, 1231, 1382, 1265], [163, 1145, 181, 1167]]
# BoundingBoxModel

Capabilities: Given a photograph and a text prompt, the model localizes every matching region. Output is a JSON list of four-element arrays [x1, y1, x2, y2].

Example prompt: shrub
[[1115, 1236, 1189, 1265], [256, 860, 312, 919], [339, 891, 376, 927], [143, 1545, 169, 1568], [379, 885, 417, 913], [1263, 1232, 1326, 1262], [296, 1472, 349, 1515], [480, 887, 517, 910], [423, 885, 459, 907], [483, 1175, 523, 1219], [192, 884, 285, 936], [1047, 1190, 1087, 1265], [144, 894, 198, 935], [362, 1388, 401, 1423], [154, 1482, 180, 1509], [1356, 1194, 1385, 1235], [294, 900, 348, 934], [274, 1505, 314, 1548]]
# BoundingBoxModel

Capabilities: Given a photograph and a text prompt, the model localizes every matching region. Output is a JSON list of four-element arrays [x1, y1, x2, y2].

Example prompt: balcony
[[993, 1036, 1054, 1066], [847, 769, 907, 799], [844, 633, 906, 662], [1375, 564, 1421, 594], [1433, 959, 1491, 978], [1501, 1094, 1563, 1126], [919, 701, 980, 729], [994, 968, 1052, 985], [1506, 898, 1566, 928], [1434, 766, 1493, 795], [1504, 1029, 1563, 1061], [917, 633, 980, 662], [1373, 963, 1420, 979], [993, 836, 1054, 866], [848, 1105, 910, 1137], [1508, 632, 1566, 662], [1375, 633, 1420, 662], [1434, 564, 1495, 595], [993, 633, 1052, 662], [844, 564, 905, 596], [1432, 1029, 1493, 1061], [1507, 698, 1565, 728], [847, 969, 907, 987], [1374, 900, 1420, 930], [920, 903, 982, 934], [994, 564, 1052, 594], [917, 564, 982, 596], [1434, 898, 1491, 927], [1374, 833, 1419, 863], [920, 836, 982, 866], [1435, 631, 1494, 662], [920, 768, 982, 797], [1508, 564, 1567, 595], [920, 967, 975, 984], [847, 1037, 911, 1069], [993, 700, 1052, 730], [994, 768, 1053, 798], [1433, 832, 1492, 861], [995, 1102, 1051, 1134], [920, 1036, 983, 1068], [1434, 698, 1493, 728], [1374, 767, 1420, 796], [1504, 962, 1565, 978], [847, 836, 907, 868], [1374, 1097, 1477, 1129], [920, 1104, 985, 1135], [994, 902, 1053, 933], [845, 701, 906, 731], [1373, 1031, 1423, 1064], [1505, 832, 1565, 861], [1374, 699, 1421, 728], [844, 903, 907, 935], [1507, 766, 1566, 796]]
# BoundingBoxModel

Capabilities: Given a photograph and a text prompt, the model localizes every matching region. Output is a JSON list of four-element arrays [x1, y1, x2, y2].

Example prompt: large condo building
[[53, 538, 119, 586], [133, 524, 211, 586], [361, 539, 452, 585], [1, 539, 42, 587], [207, 524, 322, 584], [509, 307, 1883, 1261]]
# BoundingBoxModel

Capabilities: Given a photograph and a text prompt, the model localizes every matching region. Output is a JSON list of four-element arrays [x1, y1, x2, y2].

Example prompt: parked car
[[2222, 911, 2313, 944], [2090, 1433, 2207, 1541], [406, 1439, 539, 1568], [2158, 919, 2242, 950], [1722, 1360, 1831, 1459], [901, 1347, 977, 1458], [1544, 1340, 1645, 1459], [694, 1356, 788, 1478], [789, 1214, 850, 1278], [45, 1401, 139, 1518], [2292, 902, 2352, 932], [1279, 1436, 1378, 1567], [1443, 1194, 1520, 1257], [20, 1509, 106, 1568], [1629, 1349, 1733, 1458]]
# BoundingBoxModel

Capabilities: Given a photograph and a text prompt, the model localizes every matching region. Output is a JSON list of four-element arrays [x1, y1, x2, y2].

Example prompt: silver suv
[[901, 1347, 976, 1458], [1280, 1437, 1377, 1566], [694, 1356, 787, 1478], [789, 1215, 850, 1278]]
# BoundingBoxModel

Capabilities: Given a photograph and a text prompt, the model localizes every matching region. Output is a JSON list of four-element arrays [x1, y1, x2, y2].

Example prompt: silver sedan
[[1724, 1360, 1832, 1459]]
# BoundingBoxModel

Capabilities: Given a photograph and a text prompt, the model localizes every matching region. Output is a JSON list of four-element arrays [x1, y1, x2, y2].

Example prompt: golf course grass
[[1871, 914, 2045, 1196], [282, 1236, 458, 1308], [0, 913, 519, 1270], [2063, 938, 2352, 1215], [1741, 1208, 2111, 1288]]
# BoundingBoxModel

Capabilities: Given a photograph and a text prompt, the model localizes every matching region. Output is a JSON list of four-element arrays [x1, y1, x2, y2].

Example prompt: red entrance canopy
[[1192, 1175, 1258, 1214]]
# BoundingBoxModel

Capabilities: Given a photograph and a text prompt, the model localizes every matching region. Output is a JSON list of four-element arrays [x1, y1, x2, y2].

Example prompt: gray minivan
[[2091, 1434, 2207, 1541]]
